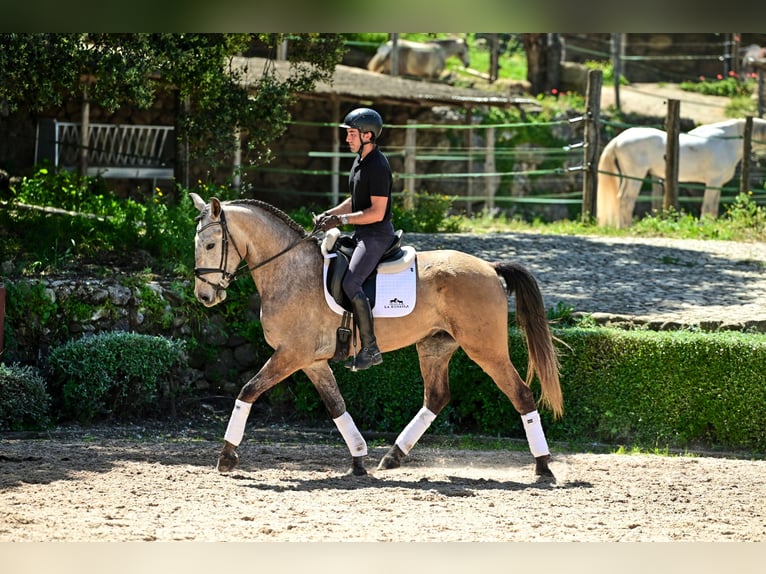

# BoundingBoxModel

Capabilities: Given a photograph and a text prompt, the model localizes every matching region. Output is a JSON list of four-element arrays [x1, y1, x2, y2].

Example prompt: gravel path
[[405, 232, 766, 331]]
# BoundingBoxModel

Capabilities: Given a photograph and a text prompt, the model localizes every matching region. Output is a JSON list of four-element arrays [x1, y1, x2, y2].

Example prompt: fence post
[[664, 99, 681, 212], [331, 95, 341, 205], [390, 33, 399, 77], [484, 126, 497, 212], [581, 68, 602, 222], [79, 80, 91, 177], [464, 108, 474, 215], [404, 119, 417, 211], [489, 34, 499, 83], [610, 33, 624, 111], [740, 115, 753, 196]]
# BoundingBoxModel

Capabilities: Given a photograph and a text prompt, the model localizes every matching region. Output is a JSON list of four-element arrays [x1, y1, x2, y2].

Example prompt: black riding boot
[[346, 293, 382, 371]]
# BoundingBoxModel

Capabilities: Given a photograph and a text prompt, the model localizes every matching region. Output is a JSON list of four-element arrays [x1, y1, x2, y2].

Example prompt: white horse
[[367, 38, 470, 79], [596, 118, 766, 227]]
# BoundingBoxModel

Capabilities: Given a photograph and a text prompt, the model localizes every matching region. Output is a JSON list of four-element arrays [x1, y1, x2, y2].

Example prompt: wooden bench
[[35, 119, 175, 184]]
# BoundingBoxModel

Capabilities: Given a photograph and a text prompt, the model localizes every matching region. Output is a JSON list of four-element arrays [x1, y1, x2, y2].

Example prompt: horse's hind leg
[[378, 332, 458, 470], [460, 340, 555, 480], [303, 361, 368, 476]]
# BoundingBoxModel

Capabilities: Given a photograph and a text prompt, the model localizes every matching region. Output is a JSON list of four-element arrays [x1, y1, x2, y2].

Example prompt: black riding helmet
[[340, 108, 383, 141]]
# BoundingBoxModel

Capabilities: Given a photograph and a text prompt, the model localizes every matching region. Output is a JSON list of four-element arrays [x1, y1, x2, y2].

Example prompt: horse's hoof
[[348, 456, 367, 476], [377, 445, 404, 470], [216, 449, 239, 473], [534, 454, 556, 483]]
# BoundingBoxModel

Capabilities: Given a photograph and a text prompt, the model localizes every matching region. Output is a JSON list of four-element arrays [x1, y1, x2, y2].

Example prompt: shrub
[[286, 327, 766, 453], [392, 192, 463, 233], [46, 332, 188, 423], [0, 363, 52, 431]]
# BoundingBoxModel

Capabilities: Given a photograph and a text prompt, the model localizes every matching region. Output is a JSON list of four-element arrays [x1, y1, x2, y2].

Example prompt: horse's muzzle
[[195, 282, 227, 307]]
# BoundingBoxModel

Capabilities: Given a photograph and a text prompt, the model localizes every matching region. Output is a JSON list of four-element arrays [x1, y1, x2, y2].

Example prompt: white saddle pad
[[322, 249, 417, 318]]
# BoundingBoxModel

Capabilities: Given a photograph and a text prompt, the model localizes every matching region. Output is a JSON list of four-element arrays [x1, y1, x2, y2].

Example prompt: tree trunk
[[522, 34, 547, 95]]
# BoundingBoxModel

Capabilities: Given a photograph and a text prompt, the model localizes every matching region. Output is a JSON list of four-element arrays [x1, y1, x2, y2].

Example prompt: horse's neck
[[227, 205, 319, 292]]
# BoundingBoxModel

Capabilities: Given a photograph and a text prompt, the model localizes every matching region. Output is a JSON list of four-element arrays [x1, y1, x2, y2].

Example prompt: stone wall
[[2, 276, 265, 396]]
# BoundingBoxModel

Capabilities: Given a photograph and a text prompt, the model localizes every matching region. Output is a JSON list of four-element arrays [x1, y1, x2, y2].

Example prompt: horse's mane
[[227, 198, 308, 238]]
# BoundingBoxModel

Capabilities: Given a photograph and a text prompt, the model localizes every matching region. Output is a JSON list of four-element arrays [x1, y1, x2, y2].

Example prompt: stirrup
[[345, 345, 383, 372]]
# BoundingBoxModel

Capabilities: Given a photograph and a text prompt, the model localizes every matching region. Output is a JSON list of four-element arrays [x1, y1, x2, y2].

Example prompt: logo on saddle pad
[[320, 228, 417, 318]]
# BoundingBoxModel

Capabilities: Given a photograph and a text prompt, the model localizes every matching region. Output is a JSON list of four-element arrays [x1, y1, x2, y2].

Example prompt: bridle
[[193, 207, 317, 293]]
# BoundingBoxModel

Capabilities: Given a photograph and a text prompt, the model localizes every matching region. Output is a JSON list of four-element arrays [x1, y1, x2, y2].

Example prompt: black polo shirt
[[349, 146, 393, 233]]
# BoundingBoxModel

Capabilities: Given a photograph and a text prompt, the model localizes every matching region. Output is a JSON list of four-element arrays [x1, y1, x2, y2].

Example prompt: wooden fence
[[268, 69, 766, 221]]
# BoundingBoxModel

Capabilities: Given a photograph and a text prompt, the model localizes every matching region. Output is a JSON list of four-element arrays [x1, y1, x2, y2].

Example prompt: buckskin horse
[[190, 193, 563, 480], [596, 118, 766, 227]]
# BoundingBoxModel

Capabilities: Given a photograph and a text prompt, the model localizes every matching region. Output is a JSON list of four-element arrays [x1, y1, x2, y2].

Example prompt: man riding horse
[[313, 107, 395, 371]]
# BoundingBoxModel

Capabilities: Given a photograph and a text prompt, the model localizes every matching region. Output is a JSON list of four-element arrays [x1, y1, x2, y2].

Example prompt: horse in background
[[367, 38, 470, 80], [596, 118, 766, 228]]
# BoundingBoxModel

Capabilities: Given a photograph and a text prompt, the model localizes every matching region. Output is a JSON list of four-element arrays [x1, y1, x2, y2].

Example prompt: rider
[[314, 107, 395, 371]]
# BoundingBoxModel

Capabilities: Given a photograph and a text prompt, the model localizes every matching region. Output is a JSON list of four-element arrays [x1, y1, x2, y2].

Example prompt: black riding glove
[[315, 213, 342, 232]]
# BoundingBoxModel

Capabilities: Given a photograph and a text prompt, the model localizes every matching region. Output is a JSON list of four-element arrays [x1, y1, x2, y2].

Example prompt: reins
[[194, 207, 319, 291]]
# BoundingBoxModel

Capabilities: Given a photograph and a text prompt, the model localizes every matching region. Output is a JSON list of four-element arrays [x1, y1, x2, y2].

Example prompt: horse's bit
[[194, 208, 318, 292]]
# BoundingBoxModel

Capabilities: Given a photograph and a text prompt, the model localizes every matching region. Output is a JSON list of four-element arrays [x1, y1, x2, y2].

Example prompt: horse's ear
[[189, 192, 206, 213], [210, 197, 223, 219]]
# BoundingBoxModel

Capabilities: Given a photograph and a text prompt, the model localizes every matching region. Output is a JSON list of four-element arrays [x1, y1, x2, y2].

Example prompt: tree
[[0, 33, 347, 175], [520, 33, 561, 96]]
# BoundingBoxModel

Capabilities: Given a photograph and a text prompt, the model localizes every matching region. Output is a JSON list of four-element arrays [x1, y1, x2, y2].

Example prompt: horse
[[596, 118, 766, 228], [190, 193, 563, 481], [367, 38, 470, 80]]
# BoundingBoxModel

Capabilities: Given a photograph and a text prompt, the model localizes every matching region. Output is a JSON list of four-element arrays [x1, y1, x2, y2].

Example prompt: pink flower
[[716, 74, 723, 80]]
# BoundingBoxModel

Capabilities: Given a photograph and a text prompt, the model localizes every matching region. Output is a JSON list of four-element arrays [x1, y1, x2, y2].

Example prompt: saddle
[[321, 227, 409, 311], [320, 228, 416, 362]]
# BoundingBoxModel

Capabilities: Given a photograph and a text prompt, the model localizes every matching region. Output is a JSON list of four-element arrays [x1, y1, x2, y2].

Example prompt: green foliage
[[584, 60, 630, 85], [631, 192, 766, 242], [546, 328, 766, 452], [680, 73, 756, 97], [392, 192, 464, 232], [461, 191, 766, 243], [287, 346, 454, 434], [2, 168, 197, 276], [2, 281, 63, 357], [284, 327, 766, 453], [470, 104, 578, 220], [1, 33, 345, 168], [46, 332, 188, 423], [0, 363, 52, 431]]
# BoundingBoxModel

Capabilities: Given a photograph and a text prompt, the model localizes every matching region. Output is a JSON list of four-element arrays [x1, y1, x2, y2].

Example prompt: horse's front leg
[[217, 353, 296, 473], [303, 361, 368, 476]]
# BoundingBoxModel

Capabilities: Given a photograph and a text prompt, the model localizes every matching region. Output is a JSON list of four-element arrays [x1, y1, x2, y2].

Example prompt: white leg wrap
[[333, 412, 368, 457], [224, 399, 252, 447], [395, 407, 437, 455], [521, 410, 550, 458]]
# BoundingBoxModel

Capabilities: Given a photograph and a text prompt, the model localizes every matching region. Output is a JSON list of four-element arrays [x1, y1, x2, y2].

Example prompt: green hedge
[[285, 328, 766, 453], [46, 332, 188, 423], [0, 363, 51, 431]]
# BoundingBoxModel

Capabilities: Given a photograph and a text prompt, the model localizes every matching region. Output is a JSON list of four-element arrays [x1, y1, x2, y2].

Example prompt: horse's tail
[[493, 262, 563, 419], [596, 137, 622, 227]]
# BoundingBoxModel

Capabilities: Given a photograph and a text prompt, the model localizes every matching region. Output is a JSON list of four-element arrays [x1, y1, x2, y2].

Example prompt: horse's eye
[[205, 243, 215, 251]]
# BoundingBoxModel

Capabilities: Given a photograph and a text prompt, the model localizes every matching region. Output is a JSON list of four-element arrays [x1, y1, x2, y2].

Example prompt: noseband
[[194, 207, 317, 293]]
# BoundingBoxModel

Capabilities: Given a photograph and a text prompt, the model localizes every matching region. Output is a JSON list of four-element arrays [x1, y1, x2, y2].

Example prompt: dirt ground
[[1, 423, 764, 543], [600, 82, 731, 124]]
